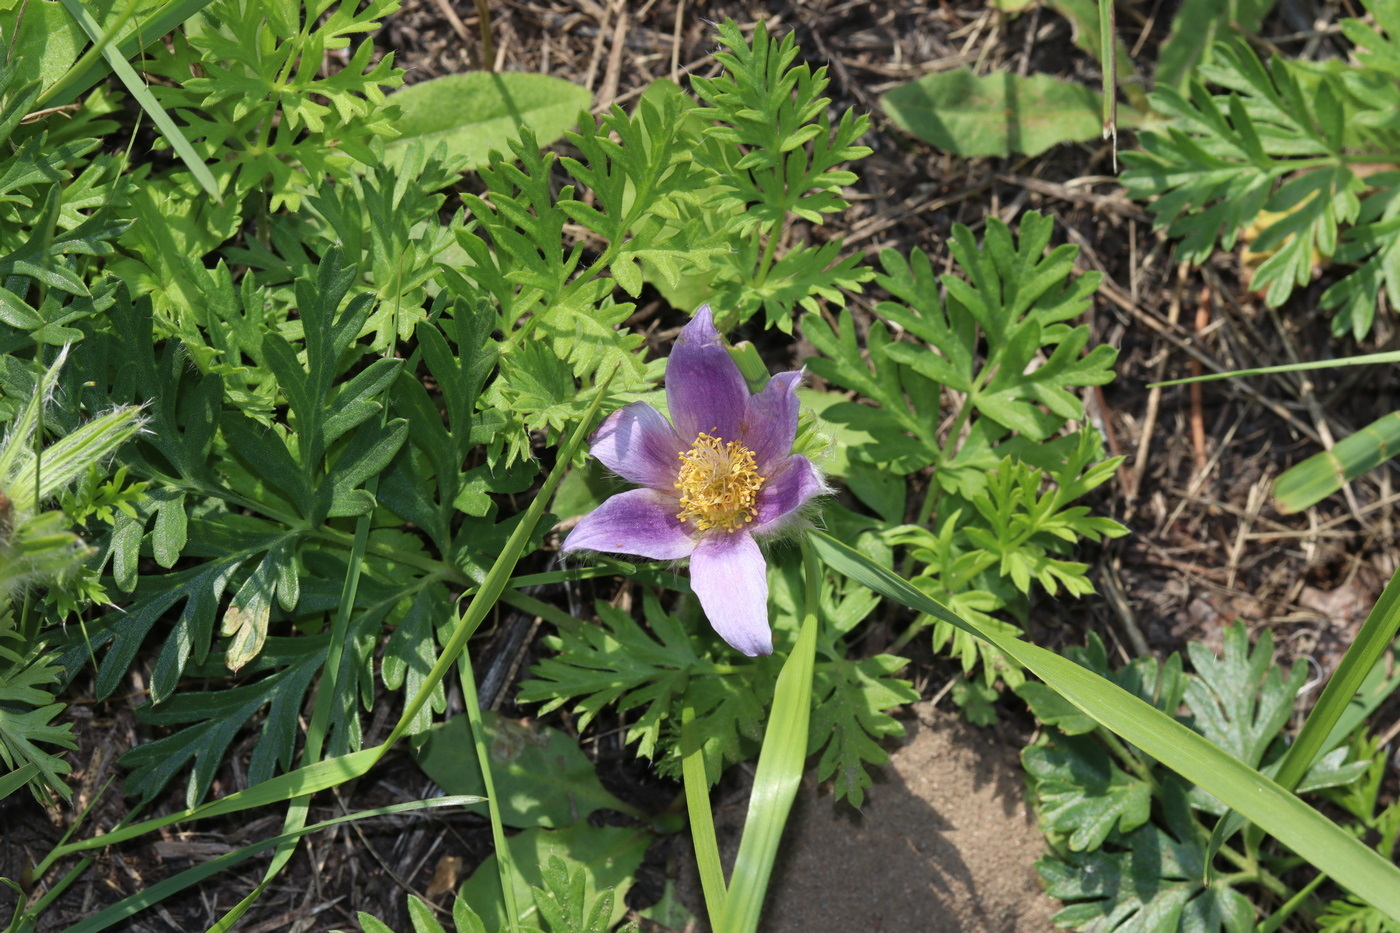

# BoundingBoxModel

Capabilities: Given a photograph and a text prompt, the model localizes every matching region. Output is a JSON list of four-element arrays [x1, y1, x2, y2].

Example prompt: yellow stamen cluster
[[674, 432, 765, 533]]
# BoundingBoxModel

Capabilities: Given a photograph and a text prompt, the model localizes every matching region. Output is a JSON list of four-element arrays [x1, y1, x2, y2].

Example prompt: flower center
[[674, 432, 764, 533]]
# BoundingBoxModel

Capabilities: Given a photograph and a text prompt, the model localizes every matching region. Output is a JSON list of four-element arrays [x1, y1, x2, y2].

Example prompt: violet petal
[[753, 455, 827, 534], [589, 401, 684, 490], [666, 305, 749, 445], [742, 370, 803, 473], [690, 531, 772, 656], [561, 488, 697, 560]]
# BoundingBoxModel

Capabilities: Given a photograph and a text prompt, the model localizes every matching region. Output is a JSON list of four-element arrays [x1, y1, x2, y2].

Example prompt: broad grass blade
[[682, 705, 727, 924], [0, 763, 39, 801], [1275, 411, 1400, 513], [721, 541, 821, 933]]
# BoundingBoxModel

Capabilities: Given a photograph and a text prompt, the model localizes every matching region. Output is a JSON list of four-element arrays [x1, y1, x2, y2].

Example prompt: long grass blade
[[41, 0, 220, 109], [9, 780, 128, 930], [53, 0, 221, 201], [812, 531, 1400, 923], [682, 704, 727, 926], [1150, 349, 1400, 387], [64, 797, 479, 933], [0, 763, 39, 801], [458, 650, 523, 932], [32, 745, 383, 873], [721, 540, 821, 933]]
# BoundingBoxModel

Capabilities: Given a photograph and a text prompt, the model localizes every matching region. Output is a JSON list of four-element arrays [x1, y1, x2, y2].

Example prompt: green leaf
[[530, 855, 635, 933], [456, 824, 648, 932], [1121, 34, 1400, 335], [405, 895, 449, 933], [0, 2, 88, 92], [1155, 0, 1277, 93], [384, 73, 591, 171], [380, 585, 450, 737], [519, 595, 771, 784], [414, 711, 634, 828], [122, 638, 326, 806], [686, 19, 872, 329], [1183, 624, 1304, 785], [1024, 735, 1153, 851], [1040, 821, 1255, 933], [221, 546, 285, 672], [1316, 896, 1400, 933], [0, 629, 75, 800], [809, 655, 918, 807], [881, 68, 1104, 157]]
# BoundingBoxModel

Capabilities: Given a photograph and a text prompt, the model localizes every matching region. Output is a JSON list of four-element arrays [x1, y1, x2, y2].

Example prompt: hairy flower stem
[[900, 390, 981, 584]]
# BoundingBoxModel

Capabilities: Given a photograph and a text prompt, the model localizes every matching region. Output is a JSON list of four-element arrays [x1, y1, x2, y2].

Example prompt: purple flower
[[561, 306, 828, 656]]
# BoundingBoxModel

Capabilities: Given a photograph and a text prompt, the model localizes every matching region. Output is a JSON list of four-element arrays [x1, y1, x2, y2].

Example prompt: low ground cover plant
[[0, 2, 1397, 932]]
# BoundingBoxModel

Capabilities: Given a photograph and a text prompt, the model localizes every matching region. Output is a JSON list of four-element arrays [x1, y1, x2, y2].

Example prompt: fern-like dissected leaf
[[1124, 21, 1400, 337], [225, 142, 464, 351], [520, 595, 775, 784], [1317, 897, 1400, 933], [122, 637, 326, 806], [0, 71, 131, 330], [808, 655, 918, 807], [520, 596, 703, 757], [138, 0, 403, 209], [0, 617, 75, 801], [686, 20, 874, 328], [692, 21, 870, 231], [806, 212, 1120, 706]]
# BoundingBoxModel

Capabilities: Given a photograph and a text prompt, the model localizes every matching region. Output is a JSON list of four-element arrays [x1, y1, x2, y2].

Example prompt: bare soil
[[691, 703, 1058, 933]]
